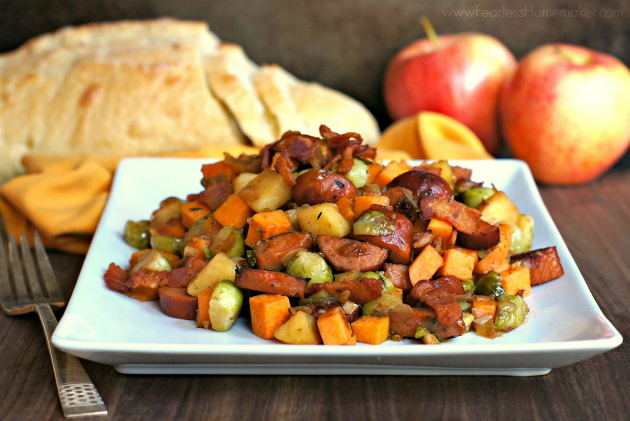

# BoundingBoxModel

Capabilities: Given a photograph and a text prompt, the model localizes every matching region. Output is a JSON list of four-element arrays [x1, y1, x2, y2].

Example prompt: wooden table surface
[[1, 158, 629, 421]]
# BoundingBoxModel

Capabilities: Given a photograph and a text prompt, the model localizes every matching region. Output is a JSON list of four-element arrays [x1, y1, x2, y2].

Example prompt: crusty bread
[[0, 19, 380, 182]]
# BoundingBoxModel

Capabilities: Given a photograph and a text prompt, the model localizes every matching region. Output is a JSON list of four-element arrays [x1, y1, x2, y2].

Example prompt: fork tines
[[0, 231, 64, 315]]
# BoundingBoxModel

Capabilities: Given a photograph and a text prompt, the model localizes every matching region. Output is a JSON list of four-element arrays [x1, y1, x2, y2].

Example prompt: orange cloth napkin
[[0, 145, 258, 254]]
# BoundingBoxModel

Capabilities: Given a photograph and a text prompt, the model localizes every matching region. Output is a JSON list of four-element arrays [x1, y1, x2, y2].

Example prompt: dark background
[[1, 0, 628, 130]]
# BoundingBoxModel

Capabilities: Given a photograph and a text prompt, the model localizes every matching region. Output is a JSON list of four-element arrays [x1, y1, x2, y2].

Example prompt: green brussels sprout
[[183, 217, 208, 244], [362, 294, 402, 316], [458, 301, 472, 312], [208, 280, 244, 332], [298, 289, 335, 306], [342, 158, 369, 189], [510, 214, 534, 254], [150, 235, 185, 255], [461, 279, 475, 293], [461, 187, 495, 208], [494, 294, 529, 332], [353, 210, 395, 236], [415, 327, 430, 339], [246, 249, 257, 268], [286, 250, 333, 287], [210, 226, 245, 258], [129, 249, 171, 276], [124, 220, 151, 250], [475, 271, 506, 297], [362, 271, 397, 294]]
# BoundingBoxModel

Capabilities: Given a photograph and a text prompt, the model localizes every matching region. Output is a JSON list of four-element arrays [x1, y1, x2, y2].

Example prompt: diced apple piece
[[478, 191, 519, 226], [273, 310, 323, 345], [187, 252, 237, 296], [239, 168, 292, 212], [297, 203, 352, 238]]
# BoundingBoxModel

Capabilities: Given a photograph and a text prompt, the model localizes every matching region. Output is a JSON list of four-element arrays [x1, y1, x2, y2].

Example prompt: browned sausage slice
[[292, 170, 357, 206], [421, 196, 500, 250], [306, 277, 383, 303], [382, 263, 413, 292], [353, 208, 413, 264], [158, 286, 198, 320], [235, 268, 308, 298], [388, 304, 436, 338], [255, 232, 313, 271], [387, 171, 453, 204], [317, 235, 388, 272], [383, 186, 417, 223], [510, 246, 564, 285]]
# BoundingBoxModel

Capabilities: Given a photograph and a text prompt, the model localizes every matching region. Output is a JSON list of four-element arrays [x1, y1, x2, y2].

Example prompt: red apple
[[501, 44, 630, 184], [383, 29, 516, 155]]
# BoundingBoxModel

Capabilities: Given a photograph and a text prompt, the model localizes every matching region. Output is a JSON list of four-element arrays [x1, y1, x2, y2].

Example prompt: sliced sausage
[[388, 304, 436, 338], [235, 268, 308, 298], [353, 208, 413, 264], [306, 277, 383, 303], [197, 179, 234, 211], [317, 235, 388, 272], [158, 286, 198, 320], [384, 186, 418, 223], [167, 257, 207, 287], [411, 276, 464, 326], [255, 231, 313, 271], [510, 246, 564, 285], [292, 170, 357, 206], [382, 263, 413, 292], [421, 195, 500, 250], [387, 171, 453, 205]]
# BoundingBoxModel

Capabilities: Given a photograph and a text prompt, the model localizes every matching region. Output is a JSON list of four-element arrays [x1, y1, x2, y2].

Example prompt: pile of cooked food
[[104, 125, 564, 345]]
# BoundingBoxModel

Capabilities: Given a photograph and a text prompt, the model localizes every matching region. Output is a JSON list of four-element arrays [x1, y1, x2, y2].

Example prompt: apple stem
[[420, 18, 439, 51]]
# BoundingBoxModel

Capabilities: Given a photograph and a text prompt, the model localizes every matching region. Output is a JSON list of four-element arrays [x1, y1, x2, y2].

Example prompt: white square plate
[[52, 158, 622, 376]]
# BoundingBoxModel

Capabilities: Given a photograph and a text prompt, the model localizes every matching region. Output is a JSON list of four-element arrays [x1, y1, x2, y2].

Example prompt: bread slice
[[204, 43, 277, 147], [253, 64, 380, 145], [0, 19, 381, 183]]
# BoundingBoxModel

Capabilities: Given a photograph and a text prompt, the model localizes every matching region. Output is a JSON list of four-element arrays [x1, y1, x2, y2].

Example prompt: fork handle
[[35, 304, 108, 419]]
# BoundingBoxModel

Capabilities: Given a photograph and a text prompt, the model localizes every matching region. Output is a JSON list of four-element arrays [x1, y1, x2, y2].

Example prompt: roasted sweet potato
[[510, 246, 564, 285], [235, 268, 308, 298], [317, 235, 389, 272]]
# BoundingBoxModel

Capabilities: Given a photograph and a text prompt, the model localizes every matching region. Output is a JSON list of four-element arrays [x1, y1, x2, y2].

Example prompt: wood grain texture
[[1, 161, 628, 421]]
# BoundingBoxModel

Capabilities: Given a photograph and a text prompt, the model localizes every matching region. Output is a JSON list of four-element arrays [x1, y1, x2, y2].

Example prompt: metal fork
[[0, 232, 107, 419]]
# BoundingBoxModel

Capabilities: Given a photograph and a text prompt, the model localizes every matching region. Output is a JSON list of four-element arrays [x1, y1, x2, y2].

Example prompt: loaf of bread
[[0, 19, 380, 182]]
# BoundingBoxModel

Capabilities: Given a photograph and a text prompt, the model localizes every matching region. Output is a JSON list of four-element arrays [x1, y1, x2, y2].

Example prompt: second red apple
[[383, 32, 516, 155]]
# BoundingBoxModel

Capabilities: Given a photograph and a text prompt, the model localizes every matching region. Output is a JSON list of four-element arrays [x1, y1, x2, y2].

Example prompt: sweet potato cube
[[249, 294, 292, 339], [492, 224, 512, 258], [244, 210, 292, 248], [427, 218, 453, 246], [213, 194, 255, 229], [354, 196, 390, 217], [352, 316, 390, 345], [335, 196, 356, 223], [438, 248, 476, 281], [273, 311, 322, 345], [472, 295, 498, 321], [500, 266, 531, 297], [317, 307, 354, 345], [374, 161, 412, 186], [474, 248, 510, 274], [342, 335, 357, 345], [181, 200, 211, 229], [408, 245, 443, 286], [197, 287, 215, 329]]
